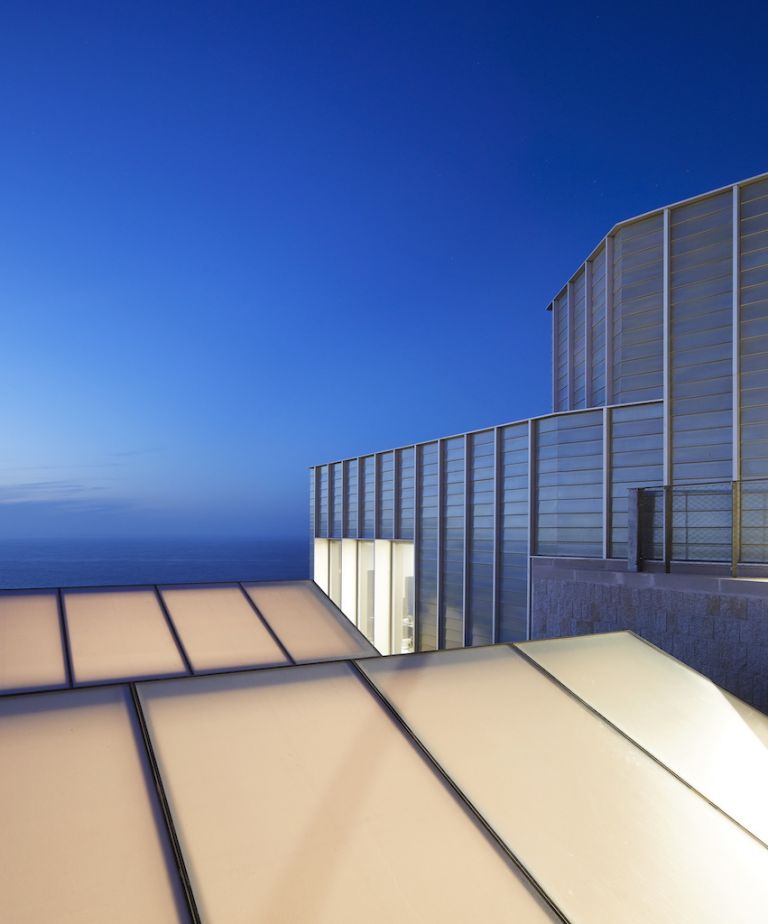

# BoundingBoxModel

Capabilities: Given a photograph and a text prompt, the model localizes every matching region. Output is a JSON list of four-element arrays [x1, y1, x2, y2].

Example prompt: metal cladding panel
[[440, 437, 465, 649], [520, 631, 768, 846], [0, 591, 67, 693], [138, 663, 558, 924], [343, 459, 359, 538], [670, 191, 733, 488], [610, 403, 663, 558], [330, 462, 342, 538], [396, 447, 415, 540], [498, 423, 529, 642], [572, 270, 586, 408], [554, 289, 568, 411], [467, 430, 495, 646], [416, 442, 439, 650], [360, 456, 375, 539], [590, 247, 607, 406], [360, 646, 768, 924], [612, 215, 664, 404], [309, 468, 315, 547], [377, 451, 394, 539], [0, 686, 189, 923], [740, 177, 768, 490], [318, 464, 329, 538], [536, 411, 603, 558]]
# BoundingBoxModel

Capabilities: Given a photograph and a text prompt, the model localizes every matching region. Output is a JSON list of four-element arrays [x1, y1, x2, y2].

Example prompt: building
[[4, 172, 768, 921], [310, 171, 768, 708]]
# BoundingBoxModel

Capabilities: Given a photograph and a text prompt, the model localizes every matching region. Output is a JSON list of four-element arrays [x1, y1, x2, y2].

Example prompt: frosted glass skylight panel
[[138, 663, 557, 924], [160, 585, 289, 671], [519, 631, 768, 845], [64, 589, 187, 683], [0, 591, 66, 692], [243, 581, 377, 661], [0, 686, 188, 923], [360, 646, 768, 924]]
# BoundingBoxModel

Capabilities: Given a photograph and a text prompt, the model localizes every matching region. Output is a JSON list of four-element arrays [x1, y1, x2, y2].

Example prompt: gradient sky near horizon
[[2, 1, 768, 539]]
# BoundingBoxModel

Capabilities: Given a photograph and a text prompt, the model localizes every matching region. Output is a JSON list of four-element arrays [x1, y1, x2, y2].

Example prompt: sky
[[2, 0, 768, 540]]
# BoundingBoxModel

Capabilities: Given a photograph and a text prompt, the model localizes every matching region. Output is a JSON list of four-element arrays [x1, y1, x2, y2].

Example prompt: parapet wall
[[531, 557, 768, 713]]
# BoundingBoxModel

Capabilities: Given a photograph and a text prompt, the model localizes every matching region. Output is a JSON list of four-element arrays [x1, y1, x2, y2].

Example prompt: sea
[[0, 537, 310, 589]]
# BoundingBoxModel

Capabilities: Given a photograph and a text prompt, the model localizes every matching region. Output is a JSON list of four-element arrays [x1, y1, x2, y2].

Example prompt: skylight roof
[[1, 594, 766, 922]]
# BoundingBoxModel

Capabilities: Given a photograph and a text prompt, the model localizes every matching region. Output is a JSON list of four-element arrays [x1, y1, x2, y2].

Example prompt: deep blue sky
[[2, 1, 767, 539]]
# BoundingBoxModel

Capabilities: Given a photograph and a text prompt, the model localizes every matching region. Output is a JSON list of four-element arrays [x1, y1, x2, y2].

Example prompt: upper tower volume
[[547, 171, 768, 428]]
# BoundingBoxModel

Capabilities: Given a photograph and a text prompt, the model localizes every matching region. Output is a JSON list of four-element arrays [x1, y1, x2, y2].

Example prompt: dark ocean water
[[0, 537, 310, 589]]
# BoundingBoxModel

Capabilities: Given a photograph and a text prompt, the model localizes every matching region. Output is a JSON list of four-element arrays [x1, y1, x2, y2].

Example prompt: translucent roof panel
[[64, 588, 188, 684], [0, 591, 67, 692], [243, 581, 378, 661], [160, 585, 289, 672], [138, 663, 557, 924], [518, 631, 768, 845], [359, 646, 768, 924], [0, 686, 189, 923]]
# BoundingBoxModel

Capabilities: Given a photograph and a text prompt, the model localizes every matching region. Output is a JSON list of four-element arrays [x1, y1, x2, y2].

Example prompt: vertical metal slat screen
[[498, 423, 529, 641], [466, 430, 494, 645]]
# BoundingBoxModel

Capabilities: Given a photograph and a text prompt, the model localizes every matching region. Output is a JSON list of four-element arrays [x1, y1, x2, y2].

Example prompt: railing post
[[627, 487, 643, 572], [663, 485, 673, 574], [731, 480, 741, 578]]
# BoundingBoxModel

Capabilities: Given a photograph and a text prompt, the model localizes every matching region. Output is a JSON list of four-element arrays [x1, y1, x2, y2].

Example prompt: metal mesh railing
[[671, 486, 733, 562], [632, 482, 740, 573], [740, 480, 768, 564]]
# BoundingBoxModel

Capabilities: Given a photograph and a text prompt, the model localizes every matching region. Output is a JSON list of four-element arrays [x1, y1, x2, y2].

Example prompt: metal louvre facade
[[312, 400, 662, 647], [313, 171, 768, 651], [547, 170, 768, 562]]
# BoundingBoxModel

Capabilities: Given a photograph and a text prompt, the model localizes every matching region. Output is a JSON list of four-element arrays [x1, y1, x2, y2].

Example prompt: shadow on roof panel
[[137, 662, 557, 923], [159, 584, 289, 672], [63, 588, 188, 684], [358, 645, 768, 924], [0, 685, 189, 923], [0, 590, 67, 693], [517, 631, 768, 845], [243, 580, 378, 662]]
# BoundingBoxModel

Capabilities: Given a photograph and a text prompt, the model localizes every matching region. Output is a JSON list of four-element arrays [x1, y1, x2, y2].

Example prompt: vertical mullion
[[732, 185, 741, 485], [340, 461, 347, 539], [463, 435, 470, 647], [662, 207, 672, 487], [584, 260, 593, 407], [567, 280, 575, 410], [605, 234, 615, 405], [602, 407, 611, 559], [551, 300, 558, 411], [373, 454, 380, 539], [732, 185, 742, 571], [393, 449, 401, 539], [526, 419, 535, 640], [436, 439, 444, 649], [414, 445, 422, 649], [492, 427, 501, 644], [309, 467, 317, 577], [357, 457, 364, 538]]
